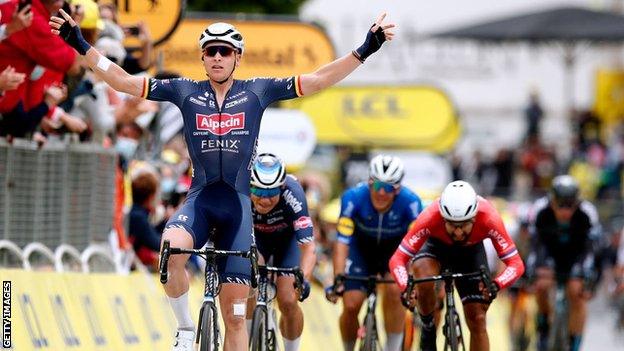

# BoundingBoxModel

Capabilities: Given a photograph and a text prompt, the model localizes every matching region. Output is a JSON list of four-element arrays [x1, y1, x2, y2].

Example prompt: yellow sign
[[100, 0, 184, 46], [594, 69, 624, 127], [158, 18, 335, 80], [283, 86, 460, 151]]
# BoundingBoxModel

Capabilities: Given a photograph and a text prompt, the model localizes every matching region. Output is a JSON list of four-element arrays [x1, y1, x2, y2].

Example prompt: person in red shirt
[[389, 180, 525, 351], [0, 0, 80, 114]]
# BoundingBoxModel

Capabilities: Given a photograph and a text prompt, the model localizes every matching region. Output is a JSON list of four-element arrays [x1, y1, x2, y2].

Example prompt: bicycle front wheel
[[250, 306, 268, 351], [198, 302, 219, 351], [444, 308, 460, 351], [361, 312, 378, 351]]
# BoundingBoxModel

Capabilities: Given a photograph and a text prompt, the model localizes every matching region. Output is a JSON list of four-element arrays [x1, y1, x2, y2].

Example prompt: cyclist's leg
[[533, 251, 555, 351], [566, 262, 589, 351], [453, 242, 490, 351], [274, 235, 304, 350], [214, 190, 255, 351], [340, 244, 367, 351], [161, 191, 210, 349], [379, 273, 404, 351], [411, 239, 443, 351]]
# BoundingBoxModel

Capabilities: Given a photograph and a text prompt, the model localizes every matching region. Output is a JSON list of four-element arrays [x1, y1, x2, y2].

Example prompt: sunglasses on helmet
[[371, 180, 399, 193], [250, 186, 281, 198], [203, 45, 236, 57]]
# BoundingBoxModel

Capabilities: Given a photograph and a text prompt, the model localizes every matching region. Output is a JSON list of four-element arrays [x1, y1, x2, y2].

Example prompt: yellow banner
[[594, 69, 624, 126], [100, 0, 184, 47], [283, 86, 460, 151], [158, 18, 335, 80]]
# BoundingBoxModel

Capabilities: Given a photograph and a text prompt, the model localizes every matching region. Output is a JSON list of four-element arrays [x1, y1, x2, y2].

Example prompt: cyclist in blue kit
[[326, 155, 423, 351], [246, 153, 315, 351], [51, 8, 395, 351]]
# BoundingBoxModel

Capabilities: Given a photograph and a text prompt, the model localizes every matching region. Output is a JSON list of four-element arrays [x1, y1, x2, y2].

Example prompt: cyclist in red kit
[[389, 180, 525, 351]]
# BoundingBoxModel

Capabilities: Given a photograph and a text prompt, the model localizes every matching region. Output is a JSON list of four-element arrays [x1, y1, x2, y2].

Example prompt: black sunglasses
[[204, 45, 236, 57]]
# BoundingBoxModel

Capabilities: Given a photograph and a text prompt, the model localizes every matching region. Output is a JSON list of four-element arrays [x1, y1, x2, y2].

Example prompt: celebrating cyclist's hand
[[352, 12, 396, 63], [49, 9, 91, 55]]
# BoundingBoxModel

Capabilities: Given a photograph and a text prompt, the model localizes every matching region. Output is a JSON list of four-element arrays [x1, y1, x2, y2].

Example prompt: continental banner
[[283, 86, 460, 151], [158, 18, 335, 80]]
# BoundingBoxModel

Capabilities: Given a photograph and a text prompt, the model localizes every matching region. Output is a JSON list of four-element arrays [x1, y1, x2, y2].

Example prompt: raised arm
[[299, 12, 395, 96], [49, 9, 146, 97]]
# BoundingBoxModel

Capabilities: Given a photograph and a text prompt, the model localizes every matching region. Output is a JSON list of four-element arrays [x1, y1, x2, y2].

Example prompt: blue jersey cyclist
[[51, 8, 395, 351], [326, 155, 423, 351], [246, 153, 316, 351]]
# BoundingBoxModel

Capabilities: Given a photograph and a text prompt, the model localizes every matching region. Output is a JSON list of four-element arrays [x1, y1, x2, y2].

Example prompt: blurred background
[[2, 0, 624, 350]]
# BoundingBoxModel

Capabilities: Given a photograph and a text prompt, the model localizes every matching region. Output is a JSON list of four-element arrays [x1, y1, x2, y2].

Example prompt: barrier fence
[[0, 138, 116, 250]]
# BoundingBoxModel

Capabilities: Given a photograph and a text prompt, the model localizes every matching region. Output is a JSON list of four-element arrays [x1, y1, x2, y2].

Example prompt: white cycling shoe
[[171, 329, 195, 351]]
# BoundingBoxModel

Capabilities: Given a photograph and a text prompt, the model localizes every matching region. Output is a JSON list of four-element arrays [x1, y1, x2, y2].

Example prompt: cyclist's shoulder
[[281, 177, 307, 214], [395, 186, 423, 205], [577, 199, 598, 218], [531, 196, 551, 217]]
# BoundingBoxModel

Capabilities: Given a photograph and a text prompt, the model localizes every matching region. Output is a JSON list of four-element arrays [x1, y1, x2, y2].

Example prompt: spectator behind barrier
[[0, 1, 33, 42], [0, 0, 82, 116], [129, 170, 162, 270]]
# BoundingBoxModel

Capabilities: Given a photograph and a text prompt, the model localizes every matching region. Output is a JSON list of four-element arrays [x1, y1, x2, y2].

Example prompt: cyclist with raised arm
[[49, 9, 395, 351], [389, 180, 525, 351], [246, 153, 315, 351], [528, 175, 601, 351], [326, 155, 423, 351]]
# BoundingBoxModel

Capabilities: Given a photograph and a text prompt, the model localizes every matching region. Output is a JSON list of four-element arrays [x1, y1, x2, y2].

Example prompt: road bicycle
[[329, 274, 396, 351], [249, 265, 305, 351], [159, 239, 259, 351], [402, 267, 493, 351]]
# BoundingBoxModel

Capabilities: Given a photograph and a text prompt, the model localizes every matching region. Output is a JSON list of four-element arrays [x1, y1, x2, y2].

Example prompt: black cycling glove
[[352, 25, 387, 63], [59, 20, 91, 55]]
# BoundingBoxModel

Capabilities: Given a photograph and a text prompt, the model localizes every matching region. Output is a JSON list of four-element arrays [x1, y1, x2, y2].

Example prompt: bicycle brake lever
[[159, 240, 171, 284]]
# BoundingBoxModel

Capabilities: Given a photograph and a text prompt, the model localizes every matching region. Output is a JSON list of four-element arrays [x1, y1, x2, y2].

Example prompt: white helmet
[[439, 180, 479, 221], [369, 155, 404, 184], [198, 22, 244, 54], [250, 153, 286, 189]]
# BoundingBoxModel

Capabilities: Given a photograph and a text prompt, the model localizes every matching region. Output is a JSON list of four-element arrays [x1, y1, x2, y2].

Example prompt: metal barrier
[[0, 138, 116, 250]]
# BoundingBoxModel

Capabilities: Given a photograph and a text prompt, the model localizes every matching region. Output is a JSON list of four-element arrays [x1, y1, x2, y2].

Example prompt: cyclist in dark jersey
[[51, 9, 395, 351], [326, 155, 423, 351], [528, 175, 601, 351], [247, 154, 315, 351]]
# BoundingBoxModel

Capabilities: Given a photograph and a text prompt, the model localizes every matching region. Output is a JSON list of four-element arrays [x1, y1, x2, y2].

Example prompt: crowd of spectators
[[0, 0, 191, 269]]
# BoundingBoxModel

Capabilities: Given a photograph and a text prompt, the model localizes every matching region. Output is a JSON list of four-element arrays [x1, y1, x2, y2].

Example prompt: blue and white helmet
[[198, 22, 244, 54], [250, 153, 286, 189], [369, 155, 404, 184]]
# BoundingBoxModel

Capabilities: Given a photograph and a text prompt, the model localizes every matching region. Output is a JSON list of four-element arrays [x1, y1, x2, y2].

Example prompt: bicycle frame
[[159, 240, 259, 351], [549, 282, 569, 351], [404, 268, 490, 351], [334, 275, 395, 351], [250, 265, 304, 351]]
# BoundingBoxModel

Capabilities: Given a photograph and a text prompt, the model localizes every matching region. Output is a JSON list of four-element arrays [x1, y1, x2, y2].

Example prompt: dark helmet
[[551, 175, 579, 206]]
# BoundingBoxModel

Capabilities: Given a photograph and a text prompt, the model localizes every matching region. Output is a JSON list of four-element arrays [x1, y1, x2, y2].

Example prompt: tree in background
[[188, 0, 307, 14]]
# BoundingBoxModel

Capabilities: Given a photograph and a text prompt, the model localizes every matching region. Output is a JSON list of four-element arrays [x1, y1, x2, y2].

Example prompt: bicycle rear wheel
[[198, 302, 219, 351], [360, 312, 379, 351], [250, 306, 269, 351]]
